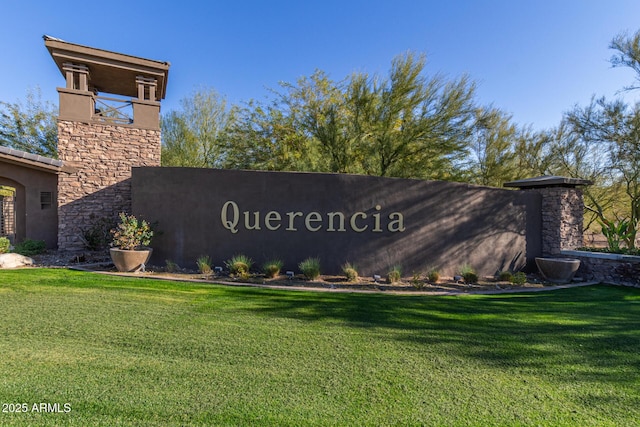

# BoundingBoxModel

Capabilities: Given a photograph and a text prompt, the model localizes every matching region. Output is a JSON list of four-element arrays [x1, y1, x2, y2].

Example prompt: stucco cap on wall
[[504, 175, 593, 189]]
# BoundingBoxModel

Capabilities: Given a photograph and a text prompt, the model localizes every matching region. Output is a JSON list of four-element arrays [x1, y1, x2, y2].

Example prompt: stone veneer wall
[[536, 187, 585, 256], [562, 251, 640, 286], [57, 120, 161, 251]]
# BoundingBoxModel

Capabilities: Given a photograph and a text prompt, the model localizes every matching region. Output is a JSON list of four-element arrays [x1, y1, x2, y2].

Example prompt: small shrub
[[511, 271, 527, 285], [410, 271, 424, 289], [165, 259, 179, 273], [426, 268, 440, 284], [263, 259, 283, 278], [498, 270, 514, 282], [225, 254, 253, 278], [387, 265, 402, 284], [342, 262, 358, 282], [110, 212, 153, 250], [299, 257, 321, 280], [460, 264, 478, 284], [0, 237, 10, 254], [196, 255, 213, 274], [13, 239, 46, 256], [599, 218, 634, 253]]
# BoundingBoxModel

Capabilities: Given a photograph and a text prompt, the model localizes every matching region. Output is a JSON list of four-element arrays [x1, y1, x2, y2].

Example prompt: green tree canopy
[[223, 52, 479, 179], [555, 29, 640, 248], [464, 107, 520, 187], [161, 88, 238, 167], [564, 97, 640, 248], [610, 29, 640, 92], [0, 87, 58, 158]]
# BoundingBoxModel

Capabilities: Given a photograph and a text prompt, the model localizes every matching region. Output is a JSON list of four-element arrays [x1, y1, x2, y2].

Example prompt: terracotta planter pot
[[110, 248, 153, 272], [535, 257, 581, 284]]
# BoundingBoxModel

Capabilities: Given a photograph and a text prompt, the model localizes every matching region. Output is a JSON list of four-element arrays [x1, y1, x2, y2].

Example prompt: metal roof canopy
[[43, 35, 170, 100]]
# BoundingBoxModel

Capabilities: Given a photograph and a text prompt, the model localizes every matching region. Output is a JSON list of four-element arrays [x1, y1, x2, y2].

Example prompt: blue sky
[[1, 0, 639, 131]]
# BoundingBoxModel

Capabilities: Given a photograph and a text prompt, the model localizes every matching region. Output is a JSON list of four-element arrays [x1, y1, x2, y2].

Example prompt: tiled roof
[[0, 145, 63, 170]]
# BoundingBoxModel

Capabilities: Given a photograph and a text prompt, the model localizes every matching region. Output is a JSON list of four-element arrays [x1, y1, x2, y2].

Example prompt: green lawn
[[0, 269, 638, 426]]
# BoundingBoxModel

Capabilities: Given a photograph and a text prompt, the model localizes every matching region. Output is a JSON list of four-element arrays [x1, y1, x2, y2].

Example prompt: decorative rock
[[0, 253, 34, 268]]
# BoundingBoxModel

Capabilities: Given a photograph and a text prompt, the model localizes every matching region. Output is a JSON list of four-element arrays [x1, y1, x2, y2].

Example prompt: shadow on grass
[[221, 284, 640, 387], [4, 270, 639, 395]]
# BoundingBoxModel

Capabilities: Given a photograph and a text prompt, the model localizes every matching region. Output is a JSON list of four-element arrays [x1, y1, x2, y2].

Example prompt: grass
[[0, 268, 639, 426]]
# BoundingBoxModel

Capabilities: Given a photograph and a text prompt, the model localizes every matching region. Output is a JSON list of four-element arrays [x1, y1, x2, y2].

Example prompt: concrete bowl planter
[[110, 247, 153, 272], [535, 257, 581, 284]]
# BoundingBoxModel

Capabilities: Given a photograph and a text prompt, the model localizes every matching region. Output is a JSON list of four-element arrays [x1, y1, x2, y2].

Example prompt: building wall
[[133, 167, 543, 276], [0, 162, 58, 247], [57, 120, 160, 251]]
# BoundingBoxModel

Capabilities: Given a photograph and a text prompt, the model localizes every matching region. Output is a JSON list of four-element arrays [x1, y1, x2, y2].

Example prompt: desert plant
[[196, 255, 213, 274], [599, 218, 636, 251], [498, 270, 514, 282], [299, 257, 321, 280], [0, 237, 10, 254], [165, 259, 179, 273], [387, 265, 402, 284], [460, 264, 478, 284], [13, 239, 46, 256], [263, 259, 283, 278], [511, 271, 527, 285], [410, 271, 424, 289], [342, 262, 358, 282], [426, 268, 440, 284], [225, 254, 253, 277], [110, 212, 153, 250]]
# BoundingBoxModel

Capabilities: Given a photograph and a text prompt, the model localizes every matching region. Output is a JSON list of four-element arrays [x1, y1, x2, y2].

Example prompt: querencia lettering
[[220, 201, 405, 234]]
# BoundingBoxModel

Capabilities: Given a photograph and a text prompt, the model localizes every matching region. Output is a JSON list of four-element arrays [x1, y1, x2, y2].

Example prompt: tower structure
[[44, 36, 170, 250]]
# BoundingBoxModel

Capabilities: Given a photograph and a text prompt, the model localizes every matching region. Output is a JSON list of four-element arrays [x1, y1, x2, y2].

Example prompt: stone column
[[538, 186, 585, 256], [504, 176, 592, 257], [57, 121, 161, 251]]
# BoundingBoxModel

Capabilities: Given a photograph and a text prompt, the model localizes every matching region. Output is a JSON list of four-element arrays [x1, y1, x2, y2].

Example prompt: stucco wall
[[132, 167, 542, 277], [0, 161, 58, 247]]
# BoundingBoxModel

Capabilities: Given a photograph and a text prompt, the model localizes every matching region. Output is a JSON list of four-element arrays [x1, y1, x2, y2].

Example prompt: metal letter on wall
[[132, 168, 538, 277]]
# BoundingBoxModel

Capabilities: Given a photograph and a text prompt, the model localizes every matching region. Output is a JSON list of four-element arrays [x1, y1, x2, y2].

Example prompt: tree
[[565, 97, 640, 248], [553, 29, 640, 249], [609, 29, 640, 92], [0, 87, 58, 158], [223, 99, 316, 172], [293, 70, 359, 174], [512, 127, 557, 178], [161, 88, 238, 168], [465, 107, 520, 187], [227, 52, 478, 179], [348, 53, 477, 179]]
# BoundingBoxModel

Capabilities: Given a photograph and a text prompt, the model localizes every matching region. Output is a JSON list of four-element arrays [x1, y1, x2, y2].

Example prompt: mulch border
[[66, 263, 601, 295]]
